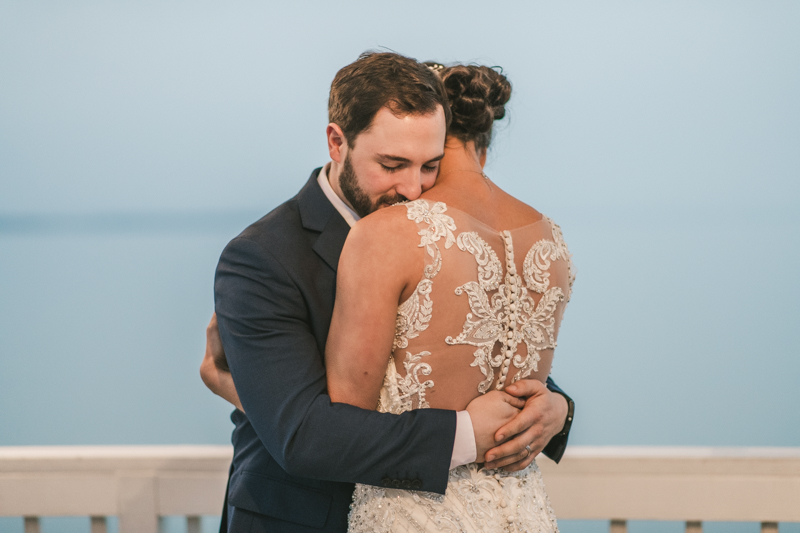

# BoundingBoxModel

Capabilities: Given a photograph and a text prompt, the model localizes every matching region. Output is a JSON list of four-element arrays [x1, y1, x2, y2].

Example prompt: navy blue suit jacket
[[214, 169, 572, 532]]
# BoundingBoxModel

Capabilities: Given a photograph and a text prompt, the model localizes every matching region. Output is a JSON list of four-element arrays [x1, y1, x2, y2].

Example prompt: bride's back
[[378, 195, 574, 414], [374, 63, 578, 413]]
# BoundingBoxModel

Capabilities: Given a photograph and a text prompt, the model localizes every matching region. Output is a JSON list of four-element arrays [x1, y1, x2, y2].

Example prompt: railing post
[[610, 519, 627, 533], [23, 517, 40, 533], [761, 523, 778, 533], [187, 516, 201, 533], [91, 516, 108, 533], [686, 521, 702, 533], [118, 474, 158, 533]]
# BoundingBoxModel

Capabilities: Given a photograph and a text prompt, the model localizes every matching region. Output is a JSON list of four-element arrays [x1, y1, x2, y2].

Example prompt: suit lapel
[[313, 214, 350, 272], [297, 168, 351, 272]]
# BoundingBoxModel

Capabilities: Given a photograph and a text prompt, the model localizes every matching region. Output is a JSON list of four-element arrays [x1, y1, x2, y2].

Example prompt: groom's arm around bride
[[204, 170, 573, 532]]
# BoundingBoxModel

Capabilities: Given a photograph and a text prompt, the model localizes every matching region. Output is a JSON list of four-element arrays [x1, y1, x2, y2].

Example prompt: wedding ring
[[524, 445, 533, 458]]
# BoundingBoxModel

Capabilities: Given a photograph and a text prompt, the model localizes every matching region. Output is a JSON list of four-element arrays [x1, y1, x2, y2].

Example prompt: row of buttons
[[380, 477, 423, 490]]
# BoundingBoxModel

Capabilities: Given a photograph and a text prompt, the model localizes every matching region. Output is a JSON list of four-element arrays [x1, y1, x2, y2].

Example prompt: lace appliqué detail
[[446, 229, 567, 392], [406, 200, 457, 279], [455, 232, 503, 291], [395, 279, 433, 350], [378, 351, 434, 413], [394, 201, 456, 351], [348, 463, 559, 533], [523, 217, 575, 299]]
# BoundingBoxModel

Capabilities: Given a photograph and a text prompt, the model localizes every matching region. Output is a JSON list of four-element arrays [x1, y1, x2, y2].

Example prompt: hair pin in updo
[[424, 62, 445, 74]]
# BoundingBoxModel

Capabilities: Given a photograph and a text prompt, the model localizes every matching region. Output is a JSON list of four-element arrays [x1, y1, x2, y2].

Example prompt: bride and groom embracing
[[201, 51, 576, 532]]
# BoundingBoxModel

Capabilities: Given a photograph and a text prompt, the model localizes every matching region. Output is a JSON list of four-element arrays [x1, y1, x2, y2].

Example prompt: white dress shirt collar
[[317, 162, 361, 228]]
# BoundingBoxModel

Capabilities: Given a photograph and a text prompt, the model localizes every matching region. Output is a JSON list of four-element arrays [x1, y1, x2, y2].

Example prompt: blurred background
[[1, 1, 798, 532]]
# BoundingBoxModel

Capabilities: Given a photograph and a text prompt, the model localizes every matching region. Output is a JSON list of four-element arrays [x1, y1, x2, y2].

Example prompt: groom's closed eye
[[379, 163, 439, 173]]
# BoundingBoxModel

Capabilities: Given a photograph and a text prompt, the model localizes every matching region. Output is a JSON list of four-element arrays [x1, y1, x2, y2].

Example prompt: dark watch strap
[[542, 380, 575, 463], [552, 389, 575, 440]]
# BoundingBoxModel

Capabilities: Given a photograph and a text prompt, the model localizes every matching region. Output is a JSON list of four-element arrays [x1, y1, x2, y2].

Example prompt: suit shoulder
[[216, 197, 306, 274], [235, 196, 303, 246]]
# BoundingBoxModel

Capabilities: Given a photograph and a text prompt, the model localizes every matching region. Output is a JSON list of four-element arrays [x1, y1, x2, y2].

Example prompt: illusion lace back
[[348, 200, 575, 533]]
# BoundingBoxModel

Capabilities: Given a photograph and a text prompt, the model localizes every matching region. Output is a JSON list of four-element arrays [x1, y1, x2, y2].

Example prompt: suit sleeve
[[215, 236, 456, 494], [542, 376, 575, 463]]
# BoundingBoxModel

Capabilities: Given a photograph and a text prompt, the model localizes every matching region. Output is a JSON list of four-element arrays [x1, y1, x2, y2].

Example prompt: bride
[[325, 63, 574, 532]]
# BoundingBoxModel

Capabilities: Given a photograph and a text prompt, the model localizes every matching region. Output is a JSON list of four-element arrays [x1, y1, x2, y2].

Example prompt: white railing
[[538, 446, 800, 533], [0, 446, 231, 533], [1, 446, 799, 532]]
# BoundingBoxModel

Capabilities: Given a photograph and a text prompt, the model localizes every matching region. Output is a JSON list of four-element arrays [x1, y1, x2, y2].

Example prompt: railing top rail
[[562, 446, 800, 458], [0, 445, 234, 473], [0, 445, 233, 460]]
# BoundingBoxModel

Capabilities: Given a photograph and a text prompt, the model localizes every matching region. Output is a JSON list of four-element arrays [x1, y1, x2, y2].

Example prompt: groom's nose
[[393, 169, 424, 200]]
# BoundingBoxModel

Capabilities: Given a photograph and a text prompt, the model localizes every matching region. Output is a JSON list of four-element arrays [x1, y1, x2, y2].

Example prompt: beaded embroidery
[[446, 222, 569, 392]]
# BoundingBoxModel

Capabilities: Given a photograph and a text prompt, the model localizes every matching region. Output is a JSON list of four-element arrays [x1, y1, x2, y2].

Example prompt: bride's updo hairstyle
[[427, 63, 512, 154]]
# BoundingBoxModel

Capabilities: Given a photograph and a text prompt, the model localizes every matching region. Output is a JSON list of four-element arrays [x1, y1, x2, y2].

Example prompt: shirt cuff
[[449, 410, 477, 469]]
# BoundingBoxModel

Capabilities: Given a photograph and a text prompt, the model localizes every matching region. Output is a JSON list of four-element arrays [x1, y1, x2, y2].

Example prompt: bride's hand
[[465, 391, 525, 462], [200, 313, 244, 412], [483, 380, 568, 471]]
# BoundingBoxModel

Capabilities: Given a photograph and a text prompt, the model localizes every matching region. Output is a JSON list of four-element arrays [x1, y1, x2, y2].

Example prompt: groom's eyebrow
[[377, 154, 412, 163], [377, 153, 445, 164], [378, 152, 444, 163]]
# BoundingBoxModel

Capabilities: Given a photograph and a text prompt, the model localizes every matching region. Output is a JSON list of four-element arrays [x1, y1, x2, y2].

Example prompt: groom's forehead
[[352, 107, 446, 154], [358, 106, 446, 138]]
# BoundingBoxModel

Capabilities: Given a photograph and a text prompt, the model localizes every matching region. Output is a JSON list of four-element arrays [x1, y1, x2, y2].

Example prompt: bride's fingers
[[502, 394, 526, 409], [483, 440, 534, 470], [494, 402, 540, 443], [483, 448, 527, 470], [501, 447, 537, 472], [484, 425, 544, 469], [504, 379, 546, 398]]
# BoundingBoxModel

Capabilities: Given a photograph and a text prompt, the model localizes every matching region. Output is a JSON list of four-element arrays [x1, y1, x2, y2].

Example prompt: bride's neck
[[435, 139, 486, 187]]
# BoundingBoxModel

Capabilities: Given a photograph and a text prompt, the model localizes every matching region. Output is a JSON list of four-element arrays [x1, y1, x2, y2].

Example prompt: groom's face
[[338, 105, 447, 217]]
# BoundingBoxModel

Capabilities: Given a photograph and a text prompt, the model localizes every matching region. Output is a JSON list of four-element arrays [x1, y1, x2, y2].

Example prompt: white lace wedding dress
[[347, 200, 575, 533]]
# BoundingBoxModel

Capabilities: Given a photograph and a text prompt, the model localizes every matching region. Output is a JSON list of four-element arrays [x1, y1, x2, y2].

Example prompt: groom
[[204, 51, 575, 532]]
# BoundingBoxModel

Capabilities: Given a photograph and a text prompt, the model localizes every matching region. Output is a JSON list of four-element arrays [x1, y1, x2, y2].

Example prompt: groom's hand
[[466, 391, 525, 462], [483, 380, 568, 471]]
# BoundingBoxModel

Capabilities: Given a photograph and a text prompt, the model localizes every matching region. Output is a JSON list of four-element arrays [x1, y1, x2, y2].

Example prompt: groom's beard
[[339, 153, 406, 218]]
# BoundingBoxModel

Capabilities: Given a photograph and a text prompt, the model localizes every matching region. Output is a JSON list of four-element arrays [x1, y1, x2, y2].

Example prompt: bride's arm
[[325, 209, 422, 409], [199, 313, 244, 412]]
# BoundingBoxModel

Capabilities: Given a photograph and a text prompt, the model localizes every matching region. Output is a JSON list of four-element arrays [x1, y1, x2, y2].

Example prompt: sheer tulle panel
[[389, 204, 574, 412]]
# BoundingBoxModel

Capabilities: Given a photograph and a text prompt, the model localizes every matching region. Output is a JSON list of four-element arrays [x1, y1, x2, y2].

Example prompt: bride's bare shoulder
[[343, 203, 421, 257], [338, 204, 424, 291]]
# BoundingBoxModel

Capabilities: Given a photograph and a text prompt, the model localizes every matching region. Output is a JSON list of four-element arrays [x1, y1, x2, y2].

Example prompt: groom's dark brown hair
[[328, 51, 452, 147]]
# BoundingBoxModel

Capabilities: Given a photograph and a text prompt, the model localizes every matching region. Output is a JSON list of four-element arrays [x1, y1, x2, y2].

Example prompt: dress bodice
[[350, 199, 570, 533], [379, 199, 575, 415]]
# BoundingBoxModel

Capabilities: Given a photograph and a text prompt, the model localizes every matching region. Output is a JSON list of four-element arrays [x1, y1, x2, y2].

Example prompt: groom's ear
[[327, 123, 347, 163]]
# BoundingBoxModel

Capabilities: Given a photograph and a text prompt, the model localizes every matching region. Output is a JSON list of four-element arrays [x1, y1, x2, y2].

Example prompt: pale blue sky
[[2, 1, 798, 215]]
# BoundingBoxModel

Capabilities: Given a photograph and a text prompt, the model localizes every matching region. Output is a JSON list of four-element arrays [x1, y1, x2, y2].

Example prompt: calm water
[[4, 206, 798, 448]]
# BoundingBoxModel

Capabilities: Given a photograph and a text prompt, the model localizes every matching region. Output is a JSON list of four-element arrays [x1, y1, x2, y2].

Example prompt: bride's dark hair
[[425, 63, 512, 154]]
